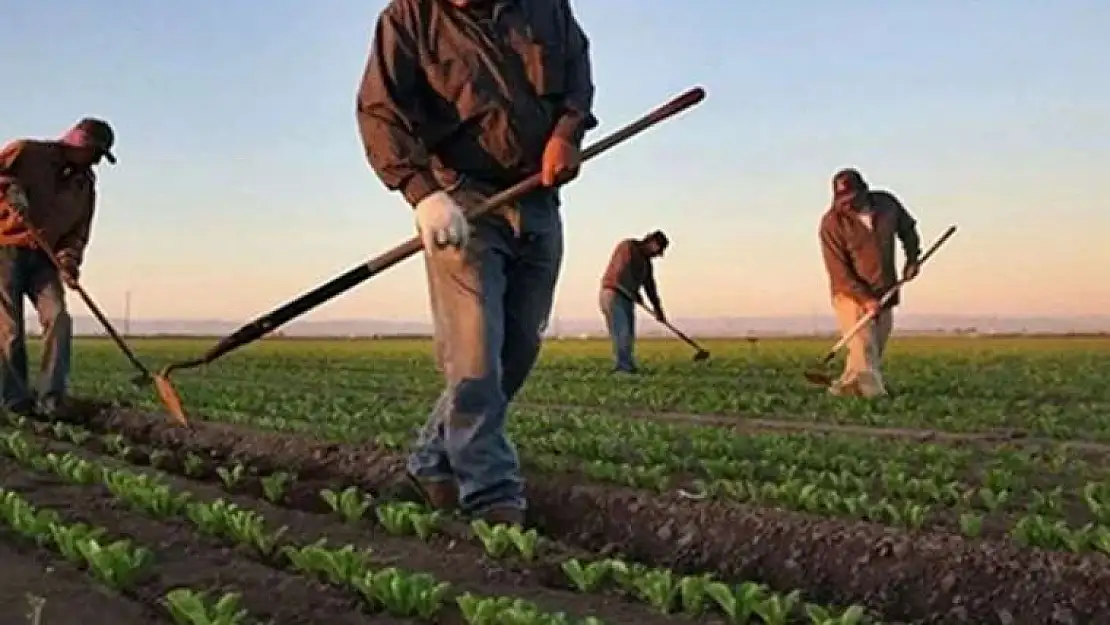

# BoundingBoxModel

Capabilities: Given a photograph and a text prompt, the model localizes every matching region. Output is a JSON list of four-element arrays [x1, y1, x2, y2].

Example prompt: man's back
[[0, 139, 95, 250], [601, 238, 651, 294]]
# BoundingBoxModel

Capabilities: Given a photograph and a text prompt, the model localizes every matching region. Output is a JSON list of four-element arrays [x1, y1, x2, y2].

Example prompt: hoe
[[151, 87, 709, 423]]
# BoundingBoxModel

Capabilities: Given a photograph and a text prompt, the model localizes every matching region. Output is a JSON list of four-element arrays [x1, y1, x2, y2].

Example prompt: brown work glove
[[540, 136, 580, 187], [56, 251, 80, 288]]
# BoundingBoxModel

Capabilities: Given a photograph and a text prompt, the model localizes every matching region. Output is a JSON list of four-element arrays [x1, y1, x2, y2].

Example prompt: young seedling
[[216, 463, 248, 490], [163, 588, 252, 625], [78, 538, 153, 590], [282, 539, 374, 586], [561, 559, 612, 593], [375, 501, 442, 540], [753, 589, 802, 625], [805, 603, 867, 625], [50, 523, 108, 564], [182, 453, 206, 477], [705, 580, 767, 624], [260, 472, 294, 503], [470, 519, 540, 561], [321, 487, 372, 524], [354, 567, 451, 619]]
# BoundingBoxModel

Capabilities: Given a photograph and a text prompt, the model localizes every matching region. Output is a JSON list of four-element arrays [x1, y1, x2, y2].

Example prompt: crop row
[[56, 379, 1110, 556], [70, 338, 1110, 439], [5, 419, 884, 625], [0, 484, 262, 625]]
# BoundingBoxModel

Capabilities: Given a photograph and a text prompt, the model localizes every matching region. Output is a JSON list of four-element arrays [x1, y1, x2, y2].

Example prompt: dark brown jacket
[[600, 239, 661, 310], [356, 0, 597, 206], [0, 140, 96, 265], [819, 190, 920, 307]]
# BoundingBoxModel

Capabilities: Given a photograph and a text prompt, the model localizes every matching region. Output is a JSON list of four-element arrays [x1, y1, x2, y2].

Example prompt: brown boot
[[381, 472, 458, 511], [417, 477, 459, 511], [477, 505, 525, 527]]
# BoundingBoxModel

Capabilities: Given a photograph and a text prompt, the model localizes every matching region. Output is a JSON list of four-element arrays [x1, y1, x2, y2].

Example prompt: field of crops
[[3, 335, 1110, 625]]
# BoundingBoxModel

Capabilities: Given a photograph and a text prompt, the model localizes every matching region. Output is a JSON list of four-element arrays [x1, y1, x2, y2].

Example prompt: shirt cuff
[[401, 170, 442, 207]]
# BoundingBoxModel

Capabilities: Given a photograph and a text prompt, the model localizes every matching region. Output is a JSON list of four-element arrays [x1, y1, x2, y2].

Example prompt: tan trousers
[[830, 295, 893, 397]]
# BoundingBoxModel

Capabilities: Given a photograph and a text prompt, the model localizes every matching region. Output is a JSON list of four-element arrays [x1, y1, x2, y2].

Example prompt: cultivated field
[[3, 335, 1110, 624]]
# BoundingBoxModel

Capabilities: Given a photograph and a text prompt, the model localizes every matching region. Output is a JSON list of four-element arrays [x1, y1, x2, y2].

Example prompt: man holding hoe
[[356, 0, 596, 525], [599, 230, 669, 373], [0, 118, 114, 417], [819, 168, 922, 397]]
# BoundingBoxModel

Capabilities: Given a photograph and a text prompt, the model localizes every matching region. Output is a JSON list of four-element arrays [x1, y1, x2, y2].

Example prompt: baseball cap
[[645, 229, 669, 255], [832, 168, 867, 200], [60, 118, 117, 164]]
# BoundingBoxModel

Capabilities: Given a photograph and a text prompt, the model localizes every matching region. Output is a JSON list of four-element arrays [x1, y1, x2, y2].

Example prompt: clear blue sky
[[4, 1, 1108, 323]]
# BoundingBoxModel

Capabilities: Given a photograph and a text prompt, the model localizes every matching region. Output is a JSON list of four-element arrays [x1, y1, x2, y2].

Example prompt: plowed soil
[[18, 399, 1110, 625]]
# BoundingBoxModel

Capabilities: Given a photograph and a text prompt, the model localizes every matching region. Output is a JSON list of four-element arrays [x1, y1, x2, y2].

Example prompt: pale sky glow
[[3, 1, 1108, 323]]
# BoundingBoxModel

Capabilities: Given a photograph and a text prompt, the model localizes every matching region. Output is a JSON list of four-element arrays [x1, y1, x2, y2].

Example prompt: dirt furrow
[[59, 401, 1110, 625], [0, 532, 165, 625], [0, 456, 390, 625], [24, 430, 693, 625]]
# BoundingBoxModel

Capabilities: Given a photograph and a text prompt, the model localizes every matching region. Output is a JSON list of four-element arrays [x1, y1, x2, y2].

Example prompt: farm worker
[[818, 168, 921, 397], [598, 230, 669, 373], [0, 118, 115, 417], [356, 0, 596, 525]]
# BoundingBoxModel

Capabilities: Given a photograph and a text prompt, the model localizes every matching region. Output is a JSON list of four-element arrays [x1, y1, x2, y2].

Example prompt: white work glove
[[0, 178, 29, 213], [415, 190, 470, 251]]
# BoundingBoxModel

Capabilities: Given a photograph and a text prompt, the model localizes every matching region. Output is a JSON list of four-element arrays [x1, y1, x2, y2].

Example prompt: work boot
[[4, 398, 38, 420], [476, 505, 525, 527], [381, 472, 459, 511]]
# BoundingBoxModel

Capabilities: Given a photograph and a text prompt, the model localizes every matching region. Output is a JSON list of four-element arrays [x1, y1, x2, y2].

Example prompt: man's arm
[[549, 1, 598, 146], [355, 6, 438, 207], [56, 186, 95, 267], [893, 196, 922, 264], [0, 141, 30, 211], [819, 220, 874, 305], [642, 265, 664, 318]]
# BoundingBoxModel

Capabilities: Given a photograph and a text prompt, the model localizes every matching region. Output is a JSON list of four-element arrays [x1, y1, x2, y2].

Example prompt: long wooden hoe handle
[[163, 86, 709, 374]]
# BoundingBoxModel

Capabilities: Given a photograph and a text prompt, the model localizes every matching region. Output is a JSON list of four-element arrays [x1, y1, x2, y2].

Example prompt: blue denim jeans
[[599, 288, 636, 371], [407, 190, 563, 514], [0, 246, 73, 409]]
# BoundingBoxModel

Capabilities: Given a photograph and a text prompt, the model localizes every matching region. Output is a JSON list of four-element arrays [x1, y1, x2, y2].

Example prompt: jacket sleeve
[[56, 184, 96, 265], [550, 0, 598, 146], [355, 7, 440, 207], [819, 219, 874, 304], [0, 140, 25, 174], [892, 195, 922, 264]]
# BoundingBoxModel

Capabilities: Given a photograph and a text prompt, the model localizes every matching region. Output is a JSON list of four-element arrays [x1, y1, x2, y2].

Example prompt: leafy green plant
[[260, 472, 293, 503], [163, 589, 253, 625], [321, 487, 372, 523], [354, 567, 451, 619], [471, 519, 540, 561], [216, 463, 247, 490]]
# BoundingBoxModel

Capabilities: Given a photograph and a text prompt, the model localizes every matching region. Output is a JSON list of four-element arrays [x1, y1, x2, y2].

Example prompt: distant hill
[[23, 314, 1110, 338]]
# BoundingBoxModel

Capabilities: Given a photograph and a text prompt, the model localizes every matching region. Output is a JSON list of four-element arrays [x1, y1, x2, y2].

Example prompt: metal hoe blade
[[803, 369, 834, 387], [152, 372, 189, 428], [693, 349, 711, 362]]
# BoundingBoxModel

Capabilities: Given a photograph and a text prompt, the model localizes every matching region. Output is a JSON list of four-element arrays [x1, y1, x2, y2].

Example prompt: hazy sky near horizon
[[3, 1, 1108, 324]]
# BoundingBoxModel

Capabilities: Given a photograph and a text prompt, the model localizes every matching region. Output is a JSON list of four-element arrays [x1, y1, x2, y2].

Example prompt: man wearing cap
[[0, 118, 116, 417], [599, 230, 669, 373], [357, 0, 596, 525], [819, 168, 921, 397]]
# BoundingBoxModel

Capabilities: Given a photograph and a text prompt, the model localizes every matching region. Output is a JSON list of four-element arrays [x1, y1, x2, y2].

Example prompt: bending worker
[[819, 168, 922, 397], [598, 230, 669, 373], [0, 118, 114, 418]]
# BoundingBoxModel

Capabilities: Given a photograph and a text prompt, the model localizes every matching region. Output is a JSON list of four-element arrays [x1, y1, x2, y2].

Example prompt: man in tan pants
[[819, 169, 921, 397]]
